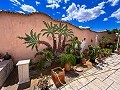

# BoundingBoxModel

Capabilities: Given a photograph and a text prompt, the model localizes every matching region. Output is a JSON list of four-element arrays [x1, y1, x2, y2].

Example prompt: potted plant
[[36, 74, 50, 90], [60, 54, 76, 71], [88, 45, 100, 65], [99, 37, 111, 48], [65, 37, 81, 65], [35, 48, 56, 69], [51, 67, 65, 86], [118, 44, 120, 52]]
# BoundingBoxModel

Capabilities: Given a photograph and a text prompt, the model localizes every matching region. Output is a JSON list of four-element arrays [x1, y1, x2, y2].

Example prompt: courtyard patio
[[1, 53, 120, 90], [0, 11, 119, 90]]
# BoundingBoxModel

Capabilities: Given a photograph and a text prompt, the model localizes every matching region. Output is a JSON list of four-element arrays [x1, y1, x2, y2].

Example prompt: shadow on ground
[[65, 70, 79, 78], [17, 81, 31, 90], [2, 66, 18, 87]]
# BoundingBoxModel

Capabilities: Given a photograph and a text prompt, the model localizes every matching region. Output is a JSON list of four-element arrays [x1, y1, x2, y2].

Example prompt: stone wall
[[0, 11, 116, 63]]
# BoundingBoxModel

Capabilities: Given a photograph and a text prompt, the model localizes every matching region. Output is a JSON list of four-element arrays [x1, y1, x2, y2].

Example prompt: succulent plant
[[37, 74, 49, 89]]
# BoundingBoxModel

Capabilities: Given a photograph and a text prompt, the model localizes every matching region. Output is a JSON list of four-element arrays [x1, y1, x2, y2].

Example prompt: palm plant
[[56, 23, 65, 52], [56, 23, 74, 52], [62, 25, 74, 51], [18, 30, 52, 52], [65, 37, 81, 54], [41, 21, 57, 52]]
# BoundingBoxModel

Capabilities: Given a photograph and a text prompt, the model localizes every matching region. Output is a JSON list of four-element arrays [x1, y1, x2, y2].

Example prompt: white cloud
[[13, 3, 17, 6], [62, 14, 65, 17], [46, 3, 60, 9], [35, 1, 40, 6], [62, 2, 106, 22], [63, 6, 66, 9], [79, 26, 90, 29], [103, 18, 108, 21], [22, 0, 24, 2], [64, 0, 70, 3], [10, 0, 21, 5], [77, 4, 80, 7], [116, 21, 120, 23], [107, 0, 119, 6], [46, 0, 61, 9], [20, 4, 37, 13], [57, 12, 60, 14], [17, 11, 25, 14], [110, 8, 120, 20], [47, 0, 61, 4]]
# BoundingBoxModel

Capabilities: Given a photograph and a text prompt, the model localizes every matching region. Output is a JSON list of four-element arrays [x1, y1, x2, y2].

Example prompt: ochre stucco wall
[[0, 12, 116, 63]]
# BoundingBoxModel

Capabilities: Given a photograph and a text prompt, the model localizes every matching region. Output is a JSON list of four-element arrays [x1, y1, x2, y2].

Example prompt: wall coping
[[0, 10, 107, 34]]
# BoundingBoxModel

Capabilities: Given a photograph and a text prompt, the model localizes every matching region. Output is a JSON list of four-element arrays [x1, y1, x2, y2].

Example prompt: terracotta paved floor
[[1, 53, 120, 90]]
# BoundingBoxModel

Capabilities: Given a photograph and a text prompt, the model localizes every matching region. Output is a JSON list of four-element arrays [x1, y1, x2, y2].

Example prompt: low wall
[[0, 11, 116, 63]]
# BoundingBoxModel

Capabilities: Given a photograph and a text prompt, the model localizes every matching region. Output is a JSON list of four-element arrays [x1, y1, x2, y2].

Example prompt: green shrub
[[35, 48, 56, 62], [88, 45, 101, 60], [101, 48, 112, 56], [29, 59, 33, 66], [60, 54, 76, 66], [37, 59, 45, 70]]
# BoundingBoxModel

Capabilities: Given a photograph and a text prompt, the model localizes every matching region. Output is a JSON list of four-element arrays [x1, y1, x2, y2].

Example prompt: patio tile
[[94, 71, 111, 81], [111, 64, 120, 70], [64, 85, 73, 90], [60, 87, 66, 90], [69, 80, 82, 90], [77, 78, 90, 86], [79, 86, 88, 90], [107, 86, 116, 90], [85, 75, 96, 81], [92, 78, 110, 90], [110, 82, 120, 90], [49, 79, 57, 90], [117, 69, 120, 72], [85, 68, 98, 75], [103, 78, 114, 88], [113, 70, 120, 75], [85, 82, 101, 90], [108, 73, 120, 84]]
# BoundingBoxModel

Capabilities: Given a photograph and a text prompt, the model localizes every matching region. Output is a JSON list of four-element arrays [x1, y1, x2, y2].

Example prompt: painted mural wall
[[0, 11, 116, 63]]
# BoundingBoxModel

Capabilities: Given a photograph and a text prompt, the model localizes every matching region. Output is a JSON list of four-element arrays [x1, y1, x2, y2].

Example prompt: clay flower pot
[[82, 58, 86, 65], [51, 67, 65, 86], [117, 48, 120, 52], [65, 62, 71, 71]]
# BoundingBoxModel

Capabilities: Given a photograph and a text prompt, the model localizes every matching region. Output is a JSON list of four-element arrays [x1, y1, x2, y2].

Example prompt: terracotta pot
[[117, 48, 120, 52], [51, 67, 65, 86], [82, 59, 86, 65], [65, 62, 71, 71]]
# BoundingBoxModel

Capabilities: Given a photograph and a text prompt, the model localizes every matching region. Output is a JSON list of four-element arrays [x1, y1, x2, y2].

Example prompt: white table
[[16, 59, 30, 84]]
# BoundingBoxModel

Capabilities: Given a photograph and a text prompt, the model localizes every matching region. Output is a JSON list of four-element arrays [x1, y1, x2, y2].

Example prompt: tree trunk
[[52, 34, 56, 53], [62, 36, 66, 51], [58, 34, 62, 52], [38, 40, 52, 50]]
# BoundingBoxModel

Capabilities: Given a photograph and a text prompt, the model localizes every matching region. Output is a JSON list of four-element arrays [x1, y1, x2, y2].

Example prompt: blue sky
[[0, 0, 120, 31]]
